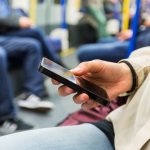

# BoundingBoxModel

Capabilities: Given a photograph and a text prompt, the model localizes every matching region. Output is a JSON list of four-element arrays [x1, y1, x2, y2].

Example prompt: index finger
[[71, 60, 105, 76]]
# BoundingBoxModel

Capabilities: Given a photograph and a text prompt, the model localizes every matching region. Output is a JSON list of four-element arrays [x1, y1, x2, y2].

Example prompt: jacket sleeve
[[121, 47, 150, 91], [0, 13, 20, 28]]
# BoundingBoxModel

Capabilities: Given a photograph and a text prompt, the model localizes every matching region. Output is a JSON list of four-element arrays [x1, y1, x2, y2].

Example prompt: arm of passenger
[[120, 47, 150, 93], [0, 13, 20, 28]]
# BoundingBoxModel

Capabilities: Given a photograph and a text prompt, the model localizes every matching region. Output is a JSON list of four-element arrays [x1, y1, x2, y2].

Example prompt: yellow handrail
[[122, 0, 130, 31], [29, 0, 38, 23], [75, 0, 81, 10]]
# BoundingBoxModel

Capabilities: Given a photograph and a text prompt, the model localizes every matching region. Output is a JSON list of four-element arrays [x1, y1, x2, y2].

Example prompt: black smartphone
[[38, 58, 109, 106]]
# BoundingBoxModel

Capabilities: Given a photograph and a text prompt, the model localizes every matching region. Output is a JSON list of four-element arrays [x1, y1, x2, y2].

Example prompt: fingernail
[[65, 87, 73, 94]]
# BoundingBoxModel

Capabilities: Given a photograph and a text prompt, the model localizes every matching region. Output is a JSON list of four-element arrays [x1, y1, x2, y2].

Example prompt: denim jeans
[[0, 37, 44, 121], [5, 27, 61, 63], [0, 124, 114, 150], [77, 37, 129, 62], [0, 47, 15, 121]]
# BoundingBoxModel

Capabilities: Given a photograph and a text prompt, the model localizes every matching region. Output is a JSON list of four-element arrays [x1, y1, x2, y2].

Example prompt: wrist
[[119, 62, 133, 93], [120, 61, 137, 93]]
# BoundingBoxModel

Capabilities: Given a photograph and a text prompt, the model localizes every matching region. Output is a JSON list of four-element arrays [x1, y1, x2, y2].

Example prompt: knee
[[27, 38, 42, 55], [77, 46, 88, 62], [30, 27, 42, 37]]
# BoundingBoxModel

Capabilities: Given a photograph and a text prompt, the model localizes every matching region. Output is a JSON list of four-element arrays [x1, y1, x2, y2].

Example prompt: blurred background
[[0, 0, 150, 135]]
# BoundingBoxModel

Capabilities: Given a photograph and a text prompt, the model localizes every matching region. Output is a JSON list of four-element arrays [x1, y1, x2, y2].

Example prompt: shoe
[[17, 93, 55, 113], [0, 118, 33, 135]]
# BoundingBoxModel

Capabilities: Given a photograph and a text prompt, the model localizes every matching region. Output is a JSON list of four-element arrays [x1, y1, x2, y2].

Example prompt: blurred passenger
[[77, 0, 150, 62], [0, 36, 55, 135], [75, 0, 121, 46], [0, 0, 64, 65]]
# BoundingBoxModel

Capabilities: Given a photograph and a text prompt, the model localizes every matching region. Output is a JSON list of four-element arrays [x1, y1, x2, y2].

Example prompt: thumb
[[71, 60, 105, 76]]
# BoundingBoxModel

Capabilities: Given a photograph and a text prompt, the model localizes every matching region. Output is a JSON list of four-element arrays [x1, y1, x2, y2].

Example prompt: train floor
[[17, 51, 80, 129]]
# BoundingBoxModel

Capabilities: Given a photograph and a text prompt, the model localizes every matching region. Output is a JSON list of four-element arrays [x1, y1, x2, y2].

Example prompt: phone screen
[[39, 58, 109, 106], [41, 58, 77, 83]]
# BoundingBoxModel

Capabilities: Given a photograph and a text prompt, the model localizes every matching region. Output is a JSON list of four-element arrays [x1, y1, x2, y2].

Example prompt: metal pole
[[128, 0, 141, 56], [122, 0, 130, 31], [29, 0, 37, 23], [60, 0, 67, 29]]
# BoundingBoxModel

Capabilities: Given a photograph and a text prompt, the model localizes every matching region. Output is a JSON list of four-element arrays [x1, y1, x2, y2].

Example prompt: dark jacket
[[0, 0, 21, 33]]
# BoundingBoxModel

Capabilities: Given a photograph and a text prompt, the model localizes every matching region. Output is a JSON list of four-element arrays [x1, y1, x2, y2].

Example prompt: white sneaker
[[0, 118, 33, 135], [18, 94, 55, 113]]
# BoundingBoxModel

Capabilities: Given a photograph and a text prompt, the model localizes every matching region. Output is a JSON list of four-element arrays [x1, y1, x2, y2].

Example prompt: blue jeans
[[0, 37, 44, 122], [0, 47, 15, 121], [0, 124, 114, 150], [77, 37, 129, 62], [5, 27, 61, 63]]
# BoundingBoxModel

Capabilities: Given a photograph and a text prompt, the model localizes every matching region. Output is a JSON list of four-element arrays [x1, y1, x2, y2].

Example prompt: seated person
[[0, 36, 54, 135], [75, 0, 121, 46], [0, 0, 64, 65], [0, 46, 150, 150], [77, 0, 150, 63], [77, 29, 132, 62]]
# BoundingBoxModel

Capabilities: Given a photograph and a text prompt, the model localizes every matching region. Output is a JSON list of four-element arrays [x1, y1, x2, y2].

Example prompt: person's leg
[[77, 40, 129, 62], [6, 27, 61, 63], [0, 47, 16, 122], [0, 46, 33, 134], [0, 37, 45, 97], [0, 124, 114, 150], [0, 37, 54, 112], [136, 29, 150, 49], [98, 37, 118, 43]]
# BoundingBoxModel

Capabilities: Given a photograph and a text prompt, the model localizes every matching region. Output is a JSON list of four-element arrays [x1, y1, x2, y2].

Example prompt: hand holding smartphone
[[38, 58, 109, 106]]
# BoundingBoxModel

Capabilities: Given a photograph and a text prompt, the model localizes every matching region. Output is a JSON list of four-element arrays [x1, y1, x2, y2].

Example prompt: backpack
[[57, 97, 127, 126]]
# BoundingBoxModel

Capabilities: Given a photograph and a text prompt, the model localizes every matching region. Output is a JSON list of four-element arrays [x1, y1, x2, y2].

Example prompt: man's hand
[[117, 30, 133, 41], [144, 19, 150, 27], [52, 60, 132, 110], [19, 17, 33, 29]]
